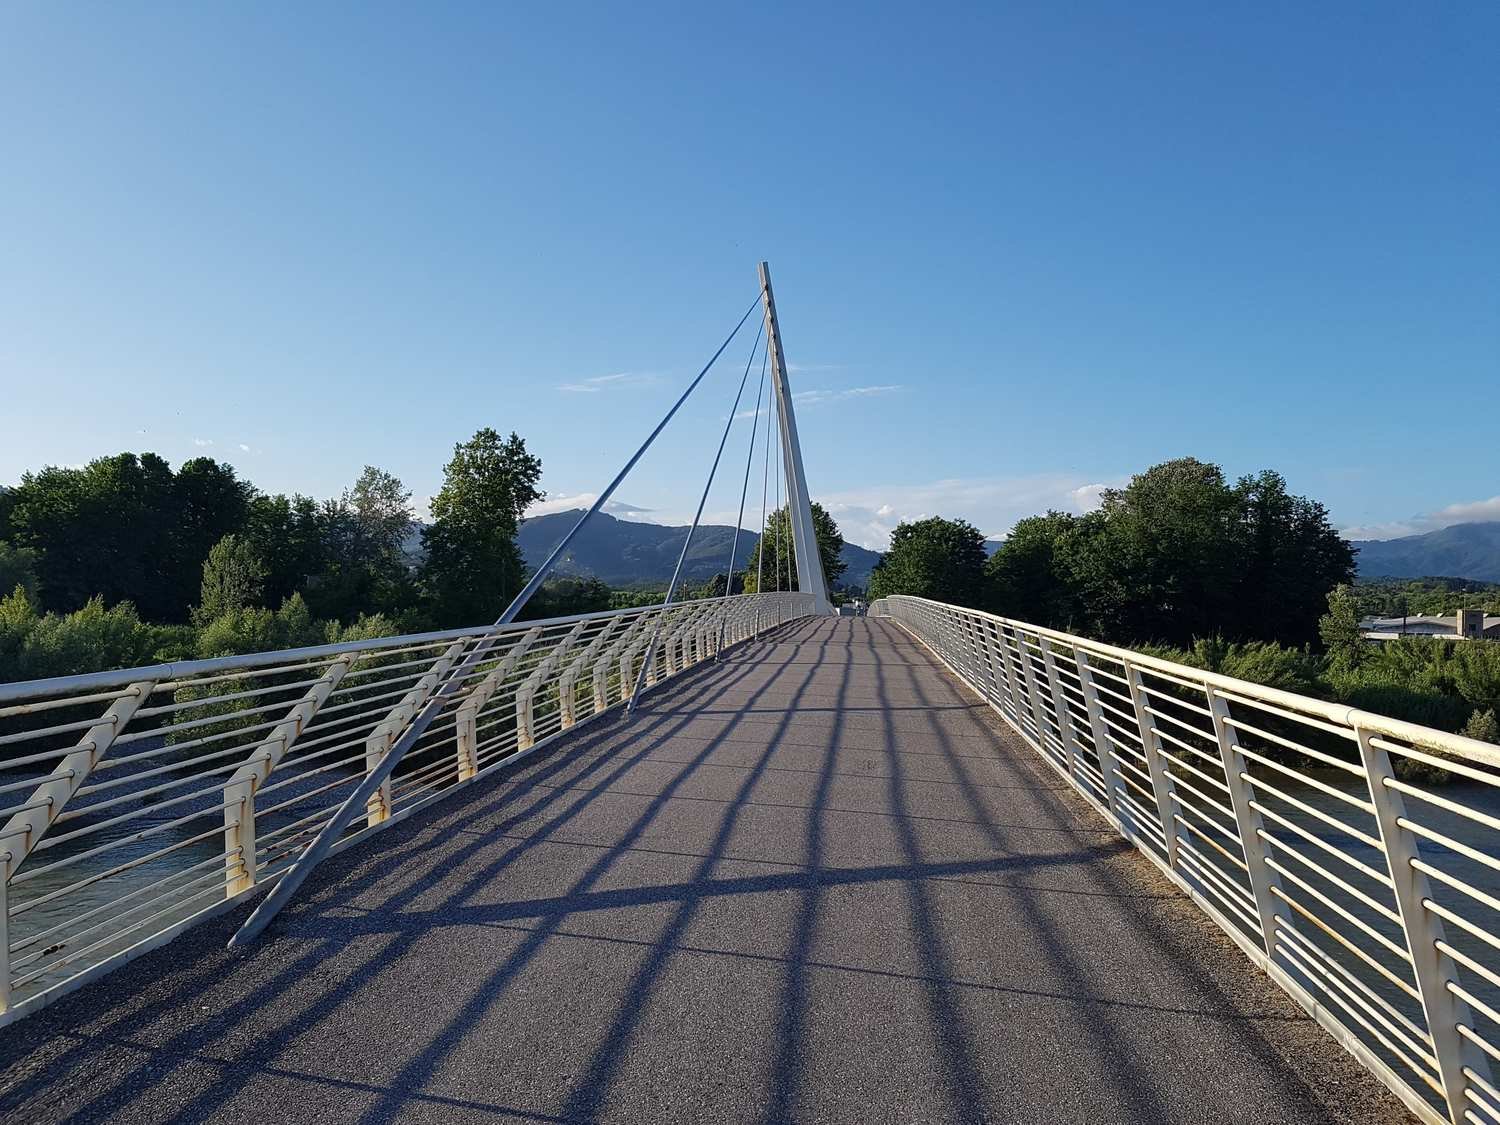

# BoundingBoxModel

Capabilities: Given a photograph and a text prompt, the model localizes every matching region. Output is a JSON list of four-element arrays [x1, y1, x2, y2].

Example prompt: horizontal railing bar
[[0, 603, 664, 704], [879, 595, 1500, 768], [1253, 808, 1391, 888], [1275, 931, 1442, 1089], [1385, 778, 1500, 835], [1222, 714, 1366, 776], [1271, 888, 1422, 1002], [1276, 914, 1435, 1056]]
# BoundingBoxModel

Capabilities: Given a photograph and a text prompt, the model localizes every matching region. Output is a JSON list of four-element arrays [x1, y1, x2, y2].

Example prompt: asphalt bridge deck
[[0, 618, 1408, 1123]]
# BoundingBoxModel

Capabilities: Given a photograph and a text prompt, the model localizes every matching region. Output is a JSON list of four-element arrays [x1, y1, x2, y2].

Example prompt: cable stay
[[717, 339, 771, 651], [230, 291, 764, 949], [626, 319, 766, 711]]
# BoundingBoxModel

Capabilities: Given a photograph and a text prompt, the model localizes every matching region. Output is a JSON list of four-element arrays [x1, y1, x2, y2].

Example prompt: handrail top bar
[[0, 595, 780, 705], [874, 594, 1500, 770]]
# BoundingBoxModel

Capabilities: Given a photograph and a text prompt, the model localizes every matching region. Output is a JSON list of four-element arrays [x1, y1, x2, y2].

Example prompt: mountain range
[[1352, 522, 1500, 583], [517, 510, 883, 590]]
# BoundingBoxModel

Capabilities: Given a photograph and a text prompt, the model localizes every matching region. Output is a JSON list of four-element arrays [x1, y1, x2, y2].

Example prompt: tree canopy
[[3, 454, 252, 622], [984, 459, 1354, 646], [195, 533, 267, 624], [744, 502, 846, 594], [867, 516, 988, 606], [421, 429, 544, 626]]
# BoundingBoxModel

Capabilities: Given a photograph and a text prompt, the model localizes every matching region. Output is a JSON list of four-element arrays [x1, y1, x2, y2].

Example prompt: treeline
[[866, 458, 1499, 743], [1348, 577, 1500, 619], [0, 431, 855, 685], [0, 429, 570, 682]]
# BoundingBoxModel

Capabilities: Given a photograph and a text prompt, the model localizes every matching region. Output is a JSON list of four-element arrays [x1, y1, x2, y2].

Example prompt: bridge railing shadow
[[0, 613, 1396, 1124]]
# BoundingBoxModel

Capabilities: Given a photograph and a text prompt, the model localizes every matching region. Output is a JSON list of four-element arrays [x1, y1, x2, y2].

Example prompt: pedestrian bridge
[[4, 267, 1500, 1122], [3, 596, 1499, 1123]]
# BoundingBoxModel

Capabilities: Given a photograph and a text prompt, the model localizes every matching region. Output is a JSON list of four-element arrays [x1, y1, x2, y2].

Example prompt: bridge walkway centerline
[[0, 618, 1409, 1123]]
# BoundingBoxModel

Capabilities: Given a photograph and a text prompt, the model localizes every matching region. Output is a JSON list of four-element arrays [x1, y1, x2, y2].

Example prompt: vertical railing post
[[974, 617, 1004, 704], [1075, 651, 1127, 830], [0, 681, 156, 872], [517, 621, 589, 753], [455, 627, 541, 777], [619, 622, 653, 700], [0, 853, 10, 1015], [1357, 723, 1491, 1124], [597, 615, 649, 713], [1040, 640, 1088, 787], [559, 618, 625, 732], [1125, 663, 1181, 870], [365, 639, 467, 826], [1207, 688, 1285, 958], [993, 622, 1026, 726], [662, 606, 708, 680], [963, 614, 990, 689], [953, 612, 979, 684], [223, 653, 355, 895], [948, 610, 972, 680], [1012, 627, 1056, 764]]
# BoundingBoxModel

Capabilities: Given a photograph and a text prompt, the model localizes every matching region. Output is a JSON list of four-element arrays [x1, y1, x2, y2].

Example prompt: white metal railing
[[871, 594, 1500, 1125], [0, 591, 814, 1025]]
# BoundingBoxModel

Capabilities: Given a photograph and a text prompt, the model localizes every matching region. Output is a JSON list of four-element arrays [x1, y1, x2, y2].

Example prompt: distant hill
[[1353, 522, 1500, 583], [516, 510, 882, 590]]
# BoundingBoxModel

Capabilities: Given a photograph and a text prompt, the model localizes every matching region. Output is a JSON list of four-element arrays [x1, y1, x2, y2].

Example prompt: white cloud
[[556, 372, 662, 394], [1342, 494, 1500, 541], [193, 438, 213, 447], [238, 443, 251, 452], [1069, 483, 1111, 512]]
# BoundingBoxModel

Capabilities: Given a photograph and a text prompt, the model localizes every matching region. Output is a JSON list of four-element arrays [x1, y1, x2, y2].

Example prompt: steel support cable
[[717, 340, 771, 650], [782, 447, 794, 594], [756, 365, 773, 593], [773, 424, 783, 592], [626, 319, 765, 712], [229, 293, 763, 949]]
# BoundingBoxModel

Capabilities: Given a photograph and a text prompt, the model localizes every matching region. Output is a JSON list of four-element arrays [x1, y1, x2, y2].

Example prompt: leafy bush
[[1464, 709, 1500, 745], [0, 542, 39, 602], [0, 588, 159, 682], [1325, 673, 1474, 734], [1141, 636, 1323, 696]]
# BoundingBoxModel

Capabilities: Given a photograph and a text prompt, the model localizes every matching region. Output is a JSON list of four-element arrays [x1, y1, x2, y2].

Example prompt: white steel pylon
[[758, 261, 833, 616]]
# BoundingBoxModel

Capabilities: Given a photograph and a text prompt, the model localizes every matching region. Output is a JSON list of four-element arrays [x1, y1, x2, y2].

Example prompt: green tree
[[521, 576, 613, 620], [0, 589, 160, 682], [309, 466, 416, 620], [1035, 459, 1355, 647], [1066, 459, 1241, 645], [6, 453, 177, 617], [4, 453, 251, 622], [421, 429, 544, 626], [1318, 584, 1366, 666], [745, 502, 846, 593], [345, 466, 414, 563], [867, 517, 988, 607], [984, 511, 1081, 627], [195, 533, 267, 624], [172, 457, 255, 609], [1230, 470, 1355, 646], [244, 493, 328, 606], [0, 541, 39, 603]]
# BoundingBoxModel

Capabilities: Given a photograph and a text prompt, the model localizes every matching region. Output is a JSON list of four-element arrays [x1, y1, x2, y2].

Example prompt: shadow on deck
[[0, 619, 1408, 1124]]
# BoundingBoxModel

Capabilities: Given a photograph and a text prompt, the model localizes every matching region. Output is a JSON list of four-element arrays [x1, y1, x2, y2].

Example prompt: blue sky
[[2, 3, 1496, 549]]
